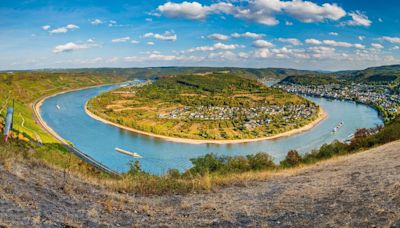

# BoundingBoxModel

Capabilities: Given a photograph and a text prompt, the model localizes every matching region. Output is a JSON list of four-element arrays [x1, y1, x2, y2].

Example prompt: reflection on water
[[40, 85, 383, 175]]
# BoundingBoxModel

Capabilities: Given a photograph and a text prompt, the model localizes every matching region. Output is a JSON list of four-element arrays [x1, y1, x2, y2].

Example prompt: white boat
[[56, 105, 61, 110], [115, 147, 142, 158], [332, 121, 344, 133]]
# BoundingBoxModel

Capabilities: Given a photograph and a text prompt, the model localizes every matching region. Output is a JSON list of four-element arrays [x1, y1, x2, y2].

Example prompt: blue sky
[[1, 0, 400, 71]]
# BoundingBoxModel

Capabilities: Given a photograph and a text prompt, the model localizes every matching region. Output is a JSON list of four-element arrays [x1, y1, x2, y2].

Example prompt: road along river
[[39, 84, 383, 174]]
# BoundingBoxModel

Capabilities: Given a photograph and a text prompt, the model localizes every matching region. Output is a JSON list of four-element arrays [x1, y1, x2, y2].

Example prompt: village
[[158, 104, 318, 129], [275, 83, 400, 117]]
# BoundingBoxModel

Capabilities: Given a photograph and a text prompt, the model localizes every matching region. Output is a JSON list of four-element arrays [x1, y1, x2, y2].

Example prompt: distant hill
[[279, 75, 339, 85], [337, 65, 400, 84], [38, 67, 319, 80], [12, 64, 400, 85]]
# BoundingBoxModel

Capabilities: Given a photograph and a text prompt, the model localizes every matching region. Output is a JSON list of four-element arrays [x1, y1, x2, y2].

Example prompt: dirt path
[[0, 140, 399, 227]]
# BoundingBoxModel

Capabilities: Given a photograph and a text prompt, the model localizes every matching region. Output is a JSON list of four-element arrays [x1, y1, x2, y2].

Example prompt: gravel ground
[[0, 140, 399, 227]]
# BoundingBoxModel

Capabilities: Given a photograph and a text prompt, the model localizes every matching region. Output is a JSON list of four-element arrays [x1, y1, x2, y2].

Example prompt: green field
[[88, 73, 319, 140]]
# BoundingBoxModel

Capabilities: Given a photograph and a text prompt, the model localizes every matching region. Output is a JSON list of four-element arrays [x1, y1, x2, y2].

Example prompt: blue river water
[[40, 84, 383, 174]]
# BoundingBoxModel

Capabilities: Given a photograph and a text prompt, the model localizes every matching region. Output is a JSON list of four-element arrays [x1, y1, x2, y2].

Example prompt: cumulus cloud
[[282, 1, 346, 23], [322, 40, 353, 48], [371, 43, 384, 49], [186, 42, 242, 52], [91, 19, 103, 25], [285, 21, 293, 26], [207, 33, 230, 41], [157, 0, 346, 26], [305, 38, 322, 45], [49, 24, 79, 34], [231, 32, 264, 39], [254, 48, 271, 58], [111, 37, 131, 43], [53, 42, 98, 53], [358, 36, 365, 41], [252, 39, 274, 48], [342, 11, 372, 27], [42, 25, 51, 30], [148, 53, 204, 62], [276, 38, 302, 46], [306, 39, 364, 49], [144, 31, 177, 41], [329, 32, 339, 36], [157, 1, 234, 20], [379, 36, 400, 44]]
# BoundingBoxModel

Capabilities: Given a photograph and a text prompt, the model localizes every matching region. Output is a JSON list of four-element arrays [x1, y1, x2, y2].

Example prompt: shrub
[[189, 154, 225, 175], [167, 169, 181, 178], [226, 156, 250, 173], [280, 150, 302, 168], [128, 160, 143, 175], [246, 152, 276, 170]]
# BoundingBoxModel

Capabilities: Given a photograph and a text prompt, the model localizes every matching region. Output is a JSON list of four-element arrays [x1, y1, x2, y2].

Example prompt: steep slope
[[1, 140, 399, 227]]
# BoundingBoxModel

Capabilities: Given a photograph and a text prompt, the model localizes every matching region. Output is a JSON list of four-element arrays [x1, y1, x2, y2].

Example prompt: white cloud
[[91, 19, 103, 25], [50, 27, 68, 34], [282, 1, 346, 23], [390, 46, 399, 50], [108, 20, 117, 27], [252, 39, 274, 48], [147, 41, 155, 45], [322, 40, 353, 48], [144, 31, 177, 41], [371, 43, 384, 49], [358, 36, 365, 41], [207, 33, 230, 41], [53, 42, 98, 53], [353, 44, 366, 49], [285, 21, 293, 26], [214, 42, 240, 50], [66, 24, 79, 30], [254, 48, 271, 58], [49, 24, 79, 34], [305, 38, 322, 45], [148, 54, 204, 62], [112, 37, 131, 43], [231, 32, 264, 39], [342, 11, 372, 27], [157, 1, 234, 20], [157, 0, 346, 26], [42, 25, 51, 30], [131, 40, 140, 44], [186, 42, 241, 53], [329, 32, 339, 36], [277, 38, 302, 46], [306, 39, 364, 49], [379, 36, 400, 44]]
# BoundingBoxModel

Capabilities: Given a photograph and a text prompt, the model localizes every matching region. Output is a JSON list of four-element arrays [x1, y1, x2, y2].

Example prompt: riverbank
[[85, 103, 327, 145], [33, 84, 120, 175]]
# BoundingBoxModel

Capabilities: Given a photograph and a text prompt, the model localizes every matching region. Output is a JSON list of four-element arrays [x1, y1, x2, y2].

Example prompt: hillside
[[0, 139, 398, 226], [36, 67, 319, 81], [87, 73, 320, 141]]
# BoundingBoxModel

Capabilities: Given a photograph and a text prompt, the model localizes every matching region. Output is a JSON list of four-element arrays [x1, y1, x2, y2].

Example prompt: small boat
[[115, 147, 142, 158], [56, 105, 61, 110], [332, 121, 344, 133]]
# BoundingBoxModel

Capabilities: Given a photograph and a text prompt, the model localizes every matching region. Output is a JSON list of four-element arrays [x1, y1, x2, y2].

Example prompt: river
[[39, 84, 383, 174]]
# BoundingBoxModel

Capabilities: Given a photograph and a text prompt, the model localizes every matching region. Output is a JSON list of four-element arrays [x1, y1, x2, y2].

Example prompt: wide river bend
[[40, 84, 383, 174]]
